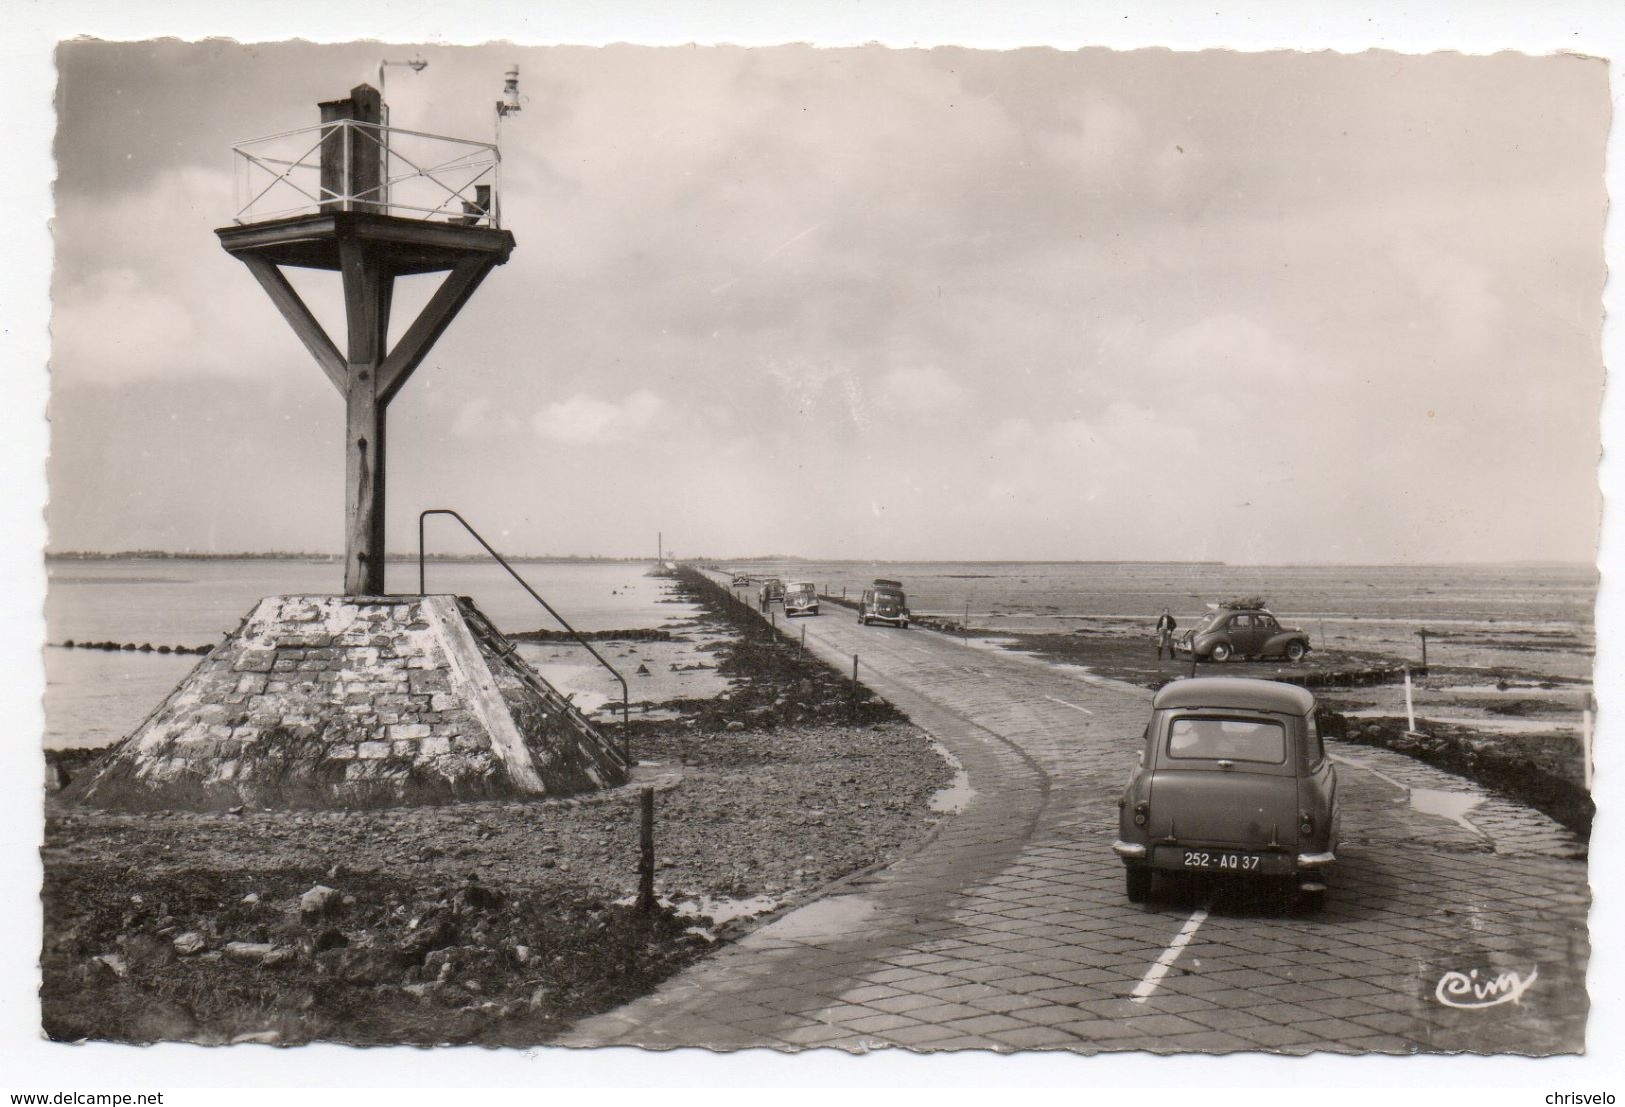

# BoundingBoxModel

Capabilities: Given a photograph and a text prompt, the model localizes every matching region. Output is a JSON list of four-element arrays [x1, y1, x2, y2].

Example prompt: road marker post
[[1403, 667, 1425, 738], [636, 786, 656, 914]]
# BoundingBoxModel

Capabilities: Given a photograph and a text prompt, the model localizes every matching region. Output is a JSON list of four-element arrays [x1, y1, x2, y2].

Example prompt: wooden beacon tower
[[66, 79, 631, 811], [216, 83, 514, 595]]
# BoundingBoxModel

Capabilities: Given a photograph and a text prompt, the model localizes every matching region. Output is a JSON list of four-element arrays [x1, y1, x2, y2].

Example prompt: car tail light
[[1134, 801, 1149, 827], [1299, 812, 1314, 835]]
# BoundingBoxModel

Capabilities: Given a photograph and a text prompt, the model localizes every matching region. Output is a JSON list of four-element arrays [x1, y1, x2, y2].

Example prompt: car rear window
[[1167, 717, 1286, 764]]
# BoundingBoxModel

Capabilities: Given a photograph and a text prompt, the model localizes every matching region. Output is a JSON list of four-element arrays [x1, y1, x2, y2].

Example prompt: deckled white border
[[4, 0, 1622, 1097]]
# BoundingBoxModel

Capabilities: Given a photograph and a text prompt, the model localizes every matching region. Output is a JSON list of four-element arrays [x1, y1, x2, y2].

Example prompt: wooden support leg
[[339, 235, 394, 596], [344, 379, 387, 596]]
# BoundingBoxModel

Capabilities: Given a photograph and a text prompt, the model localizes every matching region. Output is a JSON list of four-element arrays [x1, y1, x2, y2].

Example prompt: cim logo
[[1434, 966, 1539, 1009]]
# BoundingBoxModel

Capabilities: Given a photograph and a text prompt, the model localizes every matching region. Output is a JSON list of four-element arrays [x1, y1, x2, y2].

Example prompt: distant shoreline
[[46, 552, 653, 564], [43, 552, 1593, 570]]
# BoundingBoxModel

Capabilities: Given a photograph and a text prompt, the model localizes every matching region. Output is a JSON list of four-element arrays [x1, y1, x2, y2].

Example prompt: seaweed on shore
[[658, 567, 905, 731], [508, 627, 677, 644], [42, 566, 949, 1047], [41, 864, 708, 1046]]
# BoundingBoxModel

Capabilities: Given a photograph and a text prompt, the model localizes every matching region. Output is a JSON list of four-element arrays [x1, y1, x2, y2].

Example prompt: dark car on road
[[784, 581, 819, 617], [1113, 677, 1339, 908], [1175, 605, 1311, 663], [859, 579, 910, 628]]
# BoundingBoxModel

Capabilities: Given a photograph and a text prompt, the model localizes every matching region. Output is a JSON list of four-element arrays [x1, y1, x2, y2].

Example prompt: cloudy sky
[[48, 41, 1607, 563]]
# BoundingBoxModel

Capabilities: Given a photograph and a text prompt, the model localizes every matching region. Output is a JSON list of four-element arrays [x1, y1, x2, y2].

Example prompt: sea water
[[43, 558, 685, 749], [41, 557, 1596, 749]]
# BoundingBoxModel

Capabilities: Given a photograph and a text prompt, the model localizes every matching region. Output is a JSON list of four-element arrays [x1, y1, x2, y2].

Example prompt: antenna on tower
[[491, 65, 522, 229]]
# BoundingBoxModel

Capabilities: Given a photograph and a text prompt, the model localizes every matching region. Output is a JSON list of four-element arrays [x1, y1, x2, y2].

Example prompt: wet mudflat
[[956, 625, 1592, 837]]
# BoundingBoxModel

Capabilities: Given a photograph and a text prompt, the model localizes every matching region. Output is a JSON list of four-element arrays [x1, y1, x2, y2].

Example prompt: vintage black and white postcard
[[7, 1, 1624, 1098]]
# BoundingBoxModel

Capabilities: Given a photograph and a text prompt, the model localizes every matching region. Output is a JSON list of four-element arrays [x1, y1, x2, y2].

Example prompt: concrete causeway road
[[566, 581, 1590, 1054]]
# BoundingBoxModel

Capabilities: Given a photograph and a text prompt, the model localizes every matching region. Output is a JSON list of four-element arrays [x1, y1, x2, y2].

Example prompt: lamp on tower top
[[377, 55, 428, 124], [496, 65, 521, 144]]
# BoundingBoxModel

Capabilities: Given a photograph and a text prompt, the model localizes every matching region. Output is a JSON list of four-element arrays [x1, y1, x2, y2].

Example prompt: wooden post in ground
[[636, 786, 656, 913], [799, 626, 805, 658], [1404, 667, 1417, 732], [850, 654, 859, 720]]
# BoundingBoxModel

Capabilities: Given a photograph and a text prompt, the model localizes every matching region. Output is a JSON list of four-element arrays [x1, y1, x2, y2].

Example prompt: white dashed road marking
[[1042, 694, 1094, 716], [1131, 907, 1209, 1003]]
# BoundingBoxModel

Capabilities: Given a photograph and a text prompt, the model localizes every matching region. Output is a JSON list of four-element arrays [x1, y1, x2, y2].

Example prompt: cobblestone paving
[[565, 589, 1590, 1054]]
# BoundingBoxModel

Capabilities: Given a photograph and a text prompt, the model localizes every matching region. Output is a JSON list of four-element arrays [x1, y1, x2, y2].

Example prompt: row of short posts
[[733, 577, 857, 716]]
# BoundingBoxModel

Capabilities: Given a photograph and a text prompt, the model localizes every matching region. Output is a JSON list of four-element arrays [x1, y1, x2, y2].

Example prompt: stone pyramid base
[[66, 594, 628, 811]]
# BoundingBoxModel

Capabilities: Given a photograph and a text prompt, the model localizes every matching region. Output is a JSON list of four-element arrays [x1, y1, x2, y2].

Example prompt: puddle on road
[[673, 894, 780, 925], [612, 893, 780, 942], [749, 894, 877, 942], [929, 741, 974, 814], [1409, 787, 1486, 833]]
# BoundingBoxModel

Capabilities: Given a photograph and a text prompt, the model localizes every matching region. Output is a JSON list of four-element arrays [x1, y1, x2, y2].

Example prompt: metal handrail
[[231, 118, 500, 227], [417, 509, 631, 763]]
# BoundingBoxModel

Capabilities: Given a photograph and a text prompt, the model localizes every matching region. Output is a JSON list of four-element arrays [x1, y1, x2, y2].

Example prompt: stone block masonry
[[67, 595, 628, 811]]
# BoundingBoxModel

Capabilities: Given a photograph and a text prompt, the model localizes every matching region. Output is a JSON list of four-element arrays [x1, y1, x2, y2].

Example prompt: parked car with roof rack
[[1174, 600, 1311, 663], [1113, 676, 1339, 909]]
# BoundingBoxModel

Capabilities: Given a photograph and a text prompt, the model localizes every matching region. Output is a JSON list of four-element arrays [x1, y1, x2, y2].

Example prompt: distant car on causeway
[[784, 581, 819, 617], [859, 579, 910, 629]]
